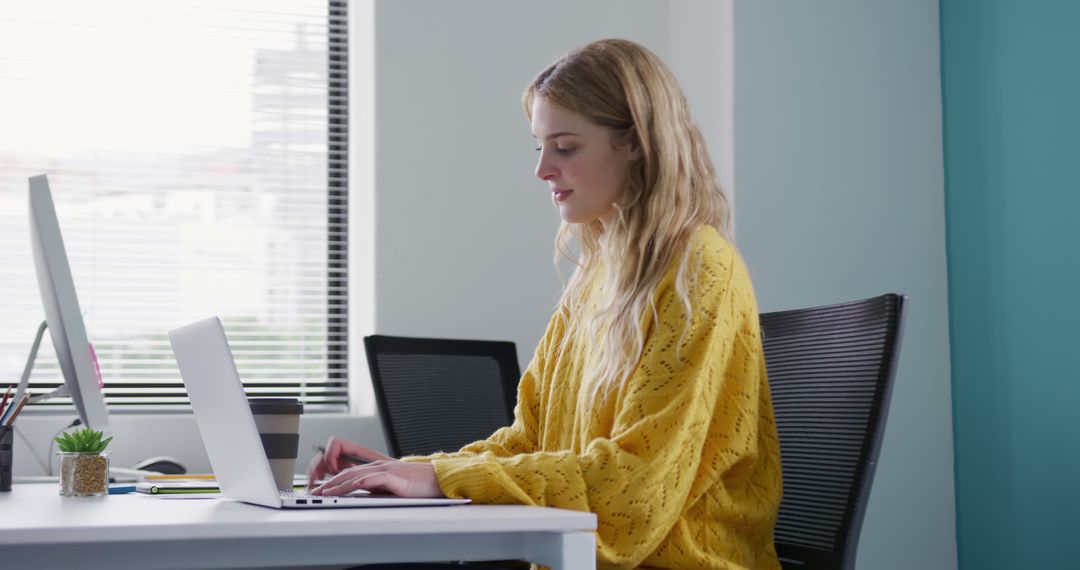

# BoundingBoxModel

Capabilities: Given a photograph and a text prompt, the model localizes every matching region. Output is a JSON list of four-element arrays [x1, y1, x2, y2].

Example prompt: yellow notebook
[[135, 475, 308, 494], [135, 479, 220, 494]]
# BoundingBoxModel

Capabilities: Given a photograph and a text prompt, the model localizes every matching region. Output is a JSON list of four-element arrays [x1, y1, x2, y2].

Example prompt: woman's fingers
[[310, 461, 442, 498], [305, 453, 328, 490], [316, 471, 396, 497], [321, 436, 346, 474], [311, 462, 384, 495], [307, 437, 364, 489], [334, 437, 393, 462], [321, 436, 393, 474]]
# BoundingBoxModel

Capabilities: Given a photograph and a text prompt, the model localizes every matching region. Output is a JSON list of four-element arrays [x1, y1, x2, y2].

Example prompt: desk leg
[[524, 531, 595, 570]]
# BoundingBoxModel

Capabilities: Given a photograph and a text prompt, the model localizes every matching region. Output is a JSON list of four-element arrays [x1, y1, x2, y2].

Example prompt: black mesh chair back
[[761, 293, 907, 570], [363, 335, 520, 457]]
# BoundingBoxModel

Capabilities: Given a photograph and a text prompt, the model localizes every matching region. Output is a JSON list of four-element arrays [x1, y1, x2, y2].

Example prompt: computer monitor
[[20, 174, 111, 435]]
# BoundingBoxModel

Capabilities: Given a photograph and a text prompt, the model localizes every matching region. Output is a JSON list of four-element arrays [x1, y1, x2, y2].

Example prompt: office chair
[[761, 293, 907, 570], [363, 335, 521, 457]]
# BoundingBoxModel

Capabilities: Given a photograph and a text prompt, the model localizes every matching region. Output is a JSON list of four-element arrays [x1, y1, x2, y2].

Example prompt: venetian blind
[[0, 0, 350, 411]]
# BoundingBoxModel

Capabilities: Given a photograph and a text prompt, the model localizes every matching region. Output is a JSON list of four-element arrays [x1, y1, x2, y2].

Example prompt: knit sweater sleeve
[[431, 244, 764, 567]]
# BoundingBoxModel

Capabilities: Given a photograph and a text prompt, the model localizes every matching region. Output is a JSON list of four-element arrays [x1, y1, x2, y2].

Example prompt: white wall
[[733, 2, 956, 569]]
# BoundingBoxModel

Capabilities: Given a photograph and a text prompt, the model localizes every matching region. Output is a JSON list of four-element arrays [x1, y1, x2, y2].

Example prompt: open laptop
[[169, 316, 470, 509]]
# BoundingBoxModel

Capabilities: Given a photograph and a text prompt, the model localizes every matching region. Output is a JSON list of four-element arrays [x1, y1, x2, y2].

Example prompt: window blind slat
[[0, 0, 349, 411]]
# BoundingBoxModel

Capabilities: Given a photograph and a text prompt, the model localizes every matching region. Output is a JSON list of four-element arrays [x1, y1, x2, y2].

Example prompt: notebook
[[169, 316, 470, 509]]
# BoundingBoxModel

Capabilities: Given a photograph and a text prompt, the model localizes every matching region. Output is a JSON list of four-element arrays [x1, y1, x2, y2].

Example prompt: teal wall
[[941, 1, 1080, 568]]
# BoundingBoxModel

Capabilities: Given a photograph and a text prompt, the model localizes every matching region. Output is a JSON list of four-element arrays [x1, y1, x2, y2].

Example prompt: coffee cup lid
[[248, 398, 303, 415]]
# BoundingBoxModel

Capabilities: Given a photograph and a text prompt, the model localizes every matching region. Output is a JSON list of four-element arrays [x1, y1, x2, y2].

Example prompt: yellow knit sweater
[[417, 226, 782, 569]]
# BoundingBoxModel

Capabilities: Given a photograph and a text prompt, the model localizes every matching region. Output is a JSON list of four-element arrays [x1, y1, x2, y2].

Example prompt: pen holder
[[1, 425, 12, 492], [57, 451, 110, 497]]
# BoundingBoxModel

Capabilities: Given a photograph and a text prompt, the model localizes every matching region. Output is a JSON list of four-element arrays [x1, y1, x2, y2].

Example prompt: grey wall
[[733, 2, 956, 569], [668, 0, 734, 205], [372, 0, 669, 369]]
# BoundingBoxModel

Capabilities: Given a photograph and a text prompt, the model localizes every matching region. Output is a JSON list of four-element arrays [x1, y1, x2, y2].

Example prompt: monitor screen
[[27, 174, 111, 435]]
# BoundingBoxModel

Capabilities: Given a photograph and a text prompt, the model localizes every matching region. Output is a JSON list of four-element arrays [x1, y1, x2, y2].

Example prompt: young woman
[[309, 38, 782, 570]]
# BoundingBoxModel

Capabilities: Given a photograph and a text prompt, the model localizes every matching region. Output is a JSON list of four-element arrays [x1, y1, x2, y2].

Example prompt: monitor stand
[[12, 320, 182, 481], [12, 320, 67, 408]]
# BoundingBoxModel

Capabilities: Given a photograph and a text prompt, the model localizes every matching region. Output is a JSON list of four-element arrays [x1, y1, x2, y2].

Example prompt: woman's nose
[[535, 153, 556, 181]]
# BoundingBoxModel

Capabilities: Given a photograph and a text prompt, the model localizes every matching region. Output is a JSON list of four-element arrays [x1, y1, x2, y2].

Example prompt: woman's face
[[531, 96, 636, 227]]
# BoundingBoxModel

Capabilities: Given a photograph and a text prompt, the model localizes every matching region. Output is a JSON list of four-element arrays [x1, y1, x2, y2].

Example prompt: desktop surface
[[0, 482, 597, 569]]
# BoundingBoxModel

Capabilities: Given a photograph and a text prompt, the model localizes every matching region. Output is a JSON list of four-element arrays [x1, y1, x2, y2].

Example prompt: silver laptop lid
[[169, 317, 282, 508]]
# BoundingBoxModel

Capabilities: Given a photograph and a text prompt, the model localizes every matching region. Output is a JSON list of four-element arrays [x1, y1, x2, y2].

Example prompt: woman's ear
[[621, 126, 642, 160]]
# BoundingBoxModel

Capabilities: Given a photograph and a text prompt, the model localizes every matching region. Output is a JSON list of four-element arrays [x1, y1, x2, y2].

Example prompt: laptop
[[169, 316, 470, 509]]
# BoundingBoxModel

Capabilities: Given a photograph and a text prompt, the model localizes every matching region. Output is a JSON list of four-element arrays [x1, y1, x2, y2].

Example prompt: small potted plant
[[55, 427, 112, 497]]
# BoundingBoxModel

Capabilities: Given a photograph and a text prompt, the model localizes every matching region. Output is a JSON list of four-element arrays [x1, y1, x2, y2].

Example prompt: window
[[0, 0, 350, 411]]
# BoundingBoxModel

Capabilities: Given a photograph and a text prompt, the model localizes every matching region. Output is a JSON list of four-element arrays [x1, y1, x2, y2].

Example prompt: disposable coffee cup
[[249, 398, 303, 491]]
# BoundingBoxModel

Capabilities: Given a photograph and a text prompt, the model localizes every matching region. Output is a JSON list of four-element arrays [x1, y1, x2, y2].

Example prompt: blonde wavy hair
[[523, 39, 732, 398]]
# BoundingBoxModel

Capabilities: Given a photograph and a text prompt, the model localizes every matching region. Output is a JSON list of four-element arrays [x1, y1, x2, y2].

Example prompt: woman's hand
[[306, 436, 444, 498], [310, 459, 445, 498], [306, 436, 392, 489]]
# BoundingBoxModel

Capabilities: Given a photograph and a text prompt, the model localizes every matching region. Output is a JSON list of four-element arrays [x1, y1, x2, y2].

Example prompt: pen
[[314, 445, 371, 465], [3, 394, 30, 427], [0, 386, 11, 418]]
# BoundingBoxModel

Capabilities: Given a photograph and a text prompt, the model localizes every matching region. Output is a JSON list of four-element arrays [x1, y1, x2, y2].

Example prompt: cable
[[13, 425, 51, 475], [45, 418, 81, 476], [11, 417, 79, 477]]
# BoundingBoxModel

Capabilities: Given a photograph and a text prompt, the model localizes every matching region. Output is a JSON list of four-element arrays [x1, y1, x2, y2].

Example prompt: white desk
[[0, 484, 597, 569]]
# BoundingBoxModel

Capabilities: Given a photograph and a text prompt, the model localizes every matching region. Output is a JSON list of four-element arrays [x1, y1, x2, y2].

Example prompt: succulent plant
[[55, 427, 113, 453]]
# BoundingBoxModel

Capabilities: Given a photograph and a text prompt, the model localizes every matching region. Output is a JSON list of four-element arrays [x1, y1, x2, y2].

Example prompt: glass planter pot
[[57, 451, 110, 497]]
